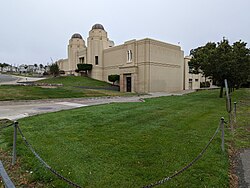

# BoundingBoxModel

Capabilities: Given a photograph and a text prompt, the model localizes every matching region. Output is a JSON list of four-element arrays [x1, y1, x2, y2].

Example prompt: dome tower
[[68, 33, 86, 73], [87, 24, 113, 80]]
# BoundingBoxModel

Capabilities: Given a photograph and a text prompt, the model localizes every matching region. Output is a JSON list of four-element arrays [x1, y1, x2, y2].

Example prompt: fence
[[0, 89, 238, 187], [0, 116, 229, 188], [0, 160, 15, 188], [224, 79, 238, 131]]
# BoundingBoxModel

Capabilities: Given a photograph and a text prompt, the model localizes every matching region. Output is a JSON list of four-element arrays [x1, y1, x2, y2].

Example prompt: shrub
[[200, 81, 210, 88], [59, 70, 65, 75], [49, 63, 59, 77], [43, 71, 49, 76], [108, 74, 120, 85], [77, 64, 93, 71], [76, 64, 93, 76]]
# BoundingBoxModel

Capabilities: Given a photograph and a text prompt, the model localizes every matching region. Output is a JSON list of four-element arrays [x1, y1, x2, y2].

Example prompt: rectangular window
[[189, 79, 192, 82], [95, 56, 98, 65], [79, 57, 85, 64], [195, 79, 199, 82], [127, 50, 132, 62]]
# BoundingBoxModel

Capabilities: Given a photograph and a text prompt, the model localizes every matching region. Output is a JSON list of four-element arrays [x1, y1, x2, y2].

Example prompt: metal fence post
[[12, 121, 18, 166], [224, 79, 233, 131], [234, 102, 237, 124], [0, 160, 16, 188], [220, 117, 225, 152]]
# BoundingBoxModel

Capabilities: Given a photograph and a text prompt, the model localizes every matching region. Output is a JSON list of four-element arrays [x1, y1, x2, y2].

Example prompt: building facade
[[58, 24, 194, 93]]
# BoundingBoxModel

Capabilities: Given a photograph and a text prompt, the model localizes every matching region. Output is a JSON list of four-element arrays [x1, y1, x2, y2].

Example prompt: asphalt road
[[0, 74, 18, 83], [239, 149, 250, 187]]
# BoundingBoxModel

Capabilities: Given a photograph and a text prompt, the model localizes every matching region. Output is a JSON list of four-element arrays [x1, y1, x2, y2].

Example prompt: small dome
[[71, 33, 83, 39], [92, 24, 105, 30]]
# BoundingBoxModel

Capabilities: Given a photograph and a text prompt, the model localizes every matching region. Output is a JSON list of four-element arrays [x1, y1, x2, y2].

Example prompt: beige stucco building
[[58, 24, 198, 93]]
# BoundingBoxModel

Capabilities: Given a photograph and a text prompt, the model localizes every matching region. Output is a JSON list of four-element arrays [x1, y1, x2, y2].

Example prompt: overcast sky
[[0, 0, 249, 65]]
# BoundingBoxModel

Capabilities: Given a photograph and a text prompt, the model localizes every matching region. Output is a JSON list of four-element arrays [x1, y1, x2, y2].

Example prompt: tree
[[189, 38, 250, 97], [34, 63, 38, 71], [39, 64, 44, 69], [231, 40, 250, 89], [76, 64, 92, 76], [108, 74, 120, 85], [0, 63, 9, 72], [49, 63, 59, 77]]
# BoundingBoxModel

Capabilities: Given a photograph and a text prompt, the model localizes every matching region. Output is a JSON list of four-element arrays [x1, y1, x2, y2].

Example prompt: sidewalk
[[0, 90, 195, 121], [0, 75, 46, 85], [238, 149, 250, 187]]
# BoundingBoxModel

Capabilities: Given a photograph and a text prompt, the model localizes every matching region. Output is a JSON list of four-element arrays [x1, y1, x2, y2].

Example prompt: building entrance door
[[126, 77, 132, 92]]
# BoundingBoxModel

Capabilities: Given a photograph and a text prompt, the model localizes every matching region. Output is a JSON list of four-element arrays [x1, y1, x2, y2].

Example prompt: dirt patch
[[228, 143, 239, 188], [0, 119, 47, 187], [0, 149, 46, 187]]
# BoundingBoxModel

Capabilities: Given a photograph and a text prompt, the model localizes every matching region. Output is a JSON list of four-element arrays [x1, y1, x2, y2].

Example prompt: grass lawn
[[231, 89, 250, 148], [0, 89, 249, 187], [0, 76, 126, 101]]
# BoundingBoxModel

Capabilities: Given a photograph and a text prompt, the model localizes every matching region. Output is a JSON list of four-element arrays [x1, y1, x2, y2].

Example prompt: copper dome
[[71, 33, 83, 39], [92, 24, 105, 30]]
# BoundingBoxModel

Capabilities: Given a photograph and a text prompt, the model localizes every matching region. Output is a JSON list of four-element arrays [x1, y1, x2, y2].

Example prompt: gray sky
[[0, 0, 249, 65]]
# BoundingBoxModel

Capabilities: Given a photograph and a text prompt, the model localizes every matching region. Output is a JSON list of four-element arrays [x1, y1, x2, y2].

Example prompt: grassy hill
[[37, 76, 111, 87], [2, 89, 249, 187], [0, 76, 124, 101]]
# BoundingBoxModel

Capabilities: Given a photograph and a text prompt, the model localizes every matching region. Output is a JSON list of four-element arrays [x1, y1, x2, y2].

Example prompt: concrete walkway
[[0, 90, 194, 121], [0, 74, 46, 85], [239, 149, 250, 188]]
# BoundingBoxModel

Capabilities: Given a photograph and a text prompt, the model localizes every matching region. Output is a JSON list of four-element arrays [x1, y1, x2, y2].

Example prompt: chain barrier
[[142, 124, 221, 188], [16, 125, 82, 188], [0, 123, 13, 130], [0, 160, 16, 188]]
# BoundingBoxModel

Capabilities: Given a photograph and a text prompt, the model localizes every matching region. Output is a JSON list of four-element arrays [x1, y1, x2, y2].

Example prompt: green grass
[[230, 88, 250, 148], [0, 76, 126, 101], [37, 76, 111, 87], [1, 89, 242, 187]]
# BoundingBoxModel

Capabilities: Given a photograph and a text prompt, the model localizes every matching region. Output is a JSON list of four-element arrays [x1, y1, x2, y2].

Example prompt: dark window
[[95, 56, 99, 65], [195, 79, 199, 82], [189, 79, 192, 82], [126, 77, 132, 92], [79, 57, 84, 64]]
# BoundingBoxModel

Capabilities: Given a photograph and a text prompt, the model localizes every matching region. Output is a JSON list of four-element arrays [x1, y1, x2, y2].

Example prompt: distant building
[[58, 24, 203, 93], [184, 56, 212, 90]]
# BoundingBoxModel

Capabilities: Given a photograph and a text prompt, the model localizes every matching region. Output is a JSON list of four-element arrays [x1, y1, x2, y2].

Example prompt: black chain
[[17, 125, 82, 188], [0, 123, 13, 130], [142, 124, 221, 188]]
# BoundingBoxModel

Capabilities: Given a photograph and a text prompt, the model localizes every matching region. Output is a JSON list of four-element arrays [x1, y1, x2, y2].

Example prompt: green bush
[[200, 81, 210, 88], [108, 74, 120, 85], [59, 70, 65, 75], [77, 64, 93, 71], [49, 63, 59, 77], [43, 71, 49, 76]]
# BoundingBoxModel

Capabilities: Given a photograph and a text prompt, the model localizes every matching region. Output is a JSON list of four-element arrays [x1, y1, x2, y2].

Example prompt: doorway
[[126, 77, 132, 92]]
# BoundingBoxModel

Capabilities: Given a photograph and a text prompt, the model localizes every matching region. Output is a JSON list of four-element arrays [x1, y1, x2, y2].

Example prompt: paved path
[[0, 74, 45, 85], [0, 74, 18, 83], [0, 90, 194, 120], [239, 149, 250, 188]]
